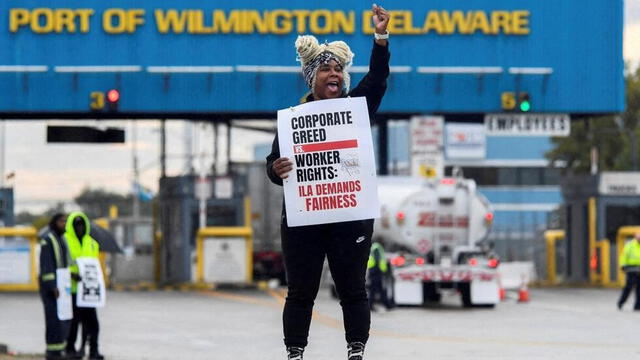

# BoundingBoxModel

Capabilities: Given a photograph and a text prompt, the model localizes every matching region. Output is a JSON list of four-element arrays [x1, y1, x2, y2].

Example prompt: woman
[[265, 5, 390, 359]]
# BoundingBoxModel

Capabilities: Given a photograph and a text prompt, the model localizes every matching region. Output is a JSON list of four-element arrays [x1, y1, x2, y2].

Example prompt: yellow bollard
[[591, 239, 612, 286], [544, 230, 564, 285], [109, 205, 118, 219], [588, 198, 597, 284], [599, 240, 611, 287]]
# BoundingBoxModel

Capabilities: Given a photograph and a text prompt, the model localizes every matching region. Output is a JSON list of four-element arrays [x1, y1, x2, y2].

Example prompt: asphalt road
[[0, 287, 638, 359]]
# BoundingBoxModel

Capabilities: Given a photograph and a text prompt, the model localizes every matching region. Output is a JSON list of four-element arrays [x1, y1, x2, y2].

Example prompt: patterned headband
[[302, 52, 343, 89]]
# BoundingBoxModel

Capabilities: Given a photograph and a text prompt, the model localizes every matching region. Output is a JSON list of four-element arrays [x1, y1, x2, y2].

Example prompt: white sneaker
[[287, 346, 304, 360], [347, 342, 365, 359]]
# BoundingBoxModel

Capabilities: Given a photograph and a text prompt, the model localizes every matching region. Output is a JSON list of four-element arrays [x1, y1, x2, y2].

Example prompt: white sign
[[446, 123, 486, 159], [485, 113, 570, 136], [599, 172, 640, 195], [277, 97, 380, 227], [195, 177, 212, 200], [410, 116, 444, 178], [215, 177, 233, 199], [56, 268, 73, 320], [76, 257, 106, 308], [0, 246, 30, 284], [203, 237, 247, 283]]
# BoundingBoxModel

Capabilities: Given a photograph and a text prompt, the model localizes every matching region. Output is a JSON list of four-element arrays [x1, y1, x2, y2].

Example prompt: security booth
[[0, 188, 14, 227], [560, 172, 640, 285], [105, 217, 155, 285], [158, 174, 249, 284]]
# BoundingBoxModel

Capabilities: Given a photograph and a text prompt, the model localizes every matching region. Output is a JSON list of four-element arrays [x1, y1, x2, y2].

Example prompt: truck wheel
[[458, 282, 472, 308], [384, 272, 395, 307], [474, 304, 496, 309], [423, 282, 441, 303]]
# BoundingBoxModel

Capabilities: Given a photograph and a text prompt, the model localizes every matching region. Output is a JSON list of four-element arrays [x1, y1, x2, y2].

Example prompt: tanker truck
[[374, 175, 500, 308]]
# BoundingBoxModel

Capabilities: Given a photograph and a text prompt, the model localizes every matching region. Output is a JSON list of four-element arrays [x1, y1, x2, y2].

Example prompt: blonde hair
[[295, 35, 354, 68], [295, 35, 354, 91]]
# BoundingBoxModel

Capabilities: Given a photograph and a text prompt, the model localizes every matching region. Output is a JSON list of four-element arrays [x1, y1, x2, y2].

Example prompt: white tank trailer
[[373, 176, 500, 307]]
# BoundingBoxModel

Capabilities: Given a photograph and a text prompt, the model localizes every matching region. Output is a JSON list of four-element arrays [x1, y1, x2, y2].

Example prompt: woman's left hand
[[372, 4, 390, 34]]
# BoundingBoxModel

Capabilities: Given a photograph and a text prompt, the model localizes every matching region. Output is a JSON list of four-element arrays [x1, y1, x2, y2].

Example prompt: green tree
[[546, 66, 640, 173], [623, 65, 640, 168], [15, 202, 66, 228], [74, 187, 152, 218], [74, 187, 128, 219]]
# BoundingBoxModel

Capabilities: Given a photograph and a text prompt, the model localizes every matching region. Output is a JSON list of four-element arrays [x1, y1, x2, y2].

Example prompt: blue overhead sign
[[0, 0, 624, 117]]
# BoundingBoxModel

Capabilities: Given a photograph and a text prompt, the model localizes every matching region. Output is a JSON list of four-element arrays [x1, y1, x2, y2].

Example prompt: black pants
[[618, 272, 640, 309], [281, 218, 373, 348], [40, 288, 70, 354], [368, 272, 391, 310], [67, 294, 100, 354]]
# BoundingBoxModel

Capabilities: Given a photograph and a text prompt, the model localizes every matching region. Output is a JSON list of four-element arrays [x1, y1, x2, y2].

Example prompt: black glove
[[71, 273, 82, 282], [53, 288, 60, 299]]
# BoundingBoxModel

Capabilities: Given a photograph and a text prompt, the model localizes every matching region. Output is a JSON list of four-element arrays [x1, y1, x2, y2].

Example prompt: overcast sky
[[626, 1, 640, 69], [7, 2, 640, 213], [8, 120, 273, 213]]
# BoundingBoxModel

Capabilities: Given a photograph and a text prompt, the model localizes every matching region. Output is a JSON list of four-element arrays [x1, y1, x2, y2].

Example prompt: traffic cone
[[497, 274, 506, 301], [518, 276, 530, 303]]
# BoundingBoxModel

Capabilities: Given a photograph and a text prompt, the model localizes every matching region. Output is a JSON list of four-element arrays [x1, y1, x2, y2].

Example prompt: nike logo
[[356, 236, 366, 243]]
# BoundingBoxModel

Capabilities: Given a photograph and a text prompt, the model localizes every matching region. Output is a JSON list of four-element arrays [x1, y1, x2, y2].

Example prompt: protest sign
[[76, 257, 106, 308], [277, 97, 379, 227], [56, 268, 72, 320]]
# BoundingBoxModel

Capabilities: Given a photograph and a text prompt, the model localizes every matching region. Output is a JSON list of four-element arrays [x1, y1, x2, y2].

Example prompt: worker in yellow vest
[[617, 233, 640, 311], [367, 242, 392, 312], [64, 212, 104, 360]]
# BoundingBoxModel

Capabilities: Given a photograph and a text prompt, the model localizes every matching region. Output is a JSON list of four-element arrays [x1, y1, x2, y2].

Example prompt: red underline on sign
[[293, 139, 358, 153]]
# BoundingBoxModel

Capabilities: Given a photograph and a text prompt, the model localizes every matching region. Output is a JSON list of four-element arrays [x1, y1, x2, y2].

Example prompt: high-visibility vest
[[48, 232, 68, 268], [39, 232, 69, 282], [368, 242, 388, 273], [65, 211, 100, 292], [619, 240, 640, 268]]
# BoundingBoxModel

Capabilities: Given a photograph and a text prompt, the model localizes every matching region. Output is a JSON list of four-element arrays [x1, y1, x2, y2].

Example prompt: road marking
[[198, 289, 636, 350], [198, 290, 281, 309], [369, 329, 637, 349], [266, 288, 343, 329], [266, 289, 285, 306]]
